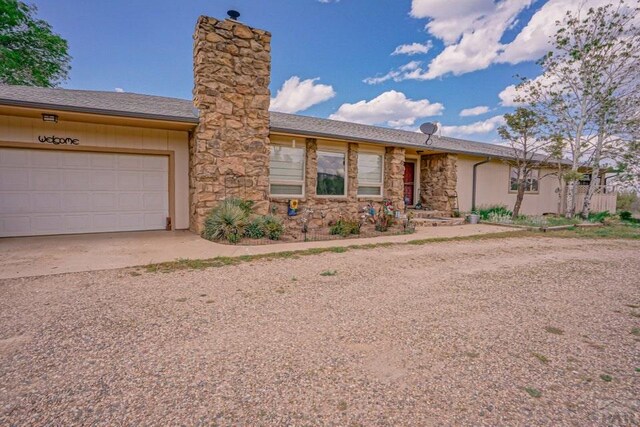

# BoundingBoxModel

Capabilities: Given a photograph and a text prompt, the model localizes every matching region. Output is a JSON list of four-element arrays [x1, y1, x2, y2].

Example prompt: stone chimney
[[191, 16, 272, 233]]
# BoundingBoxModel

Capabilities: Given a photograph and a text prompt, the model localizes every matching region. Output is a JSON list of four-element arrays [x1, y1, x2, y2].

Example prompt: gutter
[[472, 157, 491, 212]]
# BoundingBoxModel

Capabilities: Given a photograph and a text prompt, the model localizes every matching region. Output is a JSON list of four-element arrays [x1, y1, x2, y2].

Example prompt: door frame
[[403, 157, 420, 207], [0, 140, 176, 231]]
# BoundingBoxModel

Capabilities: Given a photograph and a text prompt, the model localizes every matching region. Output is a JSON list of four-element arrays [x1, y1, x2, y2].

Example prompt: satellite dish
[[227, 10, 240, 20], [419, 122, 439, 146], [419, 122, 438, 135]]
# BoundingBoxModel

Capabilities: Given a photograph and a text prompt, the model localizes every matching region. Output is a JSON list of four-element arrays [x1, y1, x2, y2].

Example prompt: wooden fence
[[572, 185, 617, 214]]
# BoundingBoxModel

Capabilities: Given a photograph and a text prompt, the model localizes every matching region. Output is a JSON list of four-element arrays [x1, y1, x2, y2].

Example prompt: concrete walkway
[[0, 224, 511, 279]]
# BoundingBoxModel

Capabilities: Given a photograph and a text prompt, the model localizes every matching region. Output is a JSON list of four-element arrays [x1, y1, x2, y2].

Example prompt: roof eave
[[0, 98, 200, 125], [270, 125, 537, 161]]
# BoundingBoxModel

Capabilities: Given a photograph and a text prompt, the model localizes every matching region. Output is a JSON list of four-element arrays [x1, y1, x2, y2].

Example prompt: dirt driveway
[[1, 237, 639, 425]]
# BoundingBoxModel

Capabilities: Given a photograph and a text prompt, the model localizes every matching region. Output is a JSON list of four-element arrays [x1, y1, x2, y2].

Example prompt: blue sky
[[33, 0, 586, 143]]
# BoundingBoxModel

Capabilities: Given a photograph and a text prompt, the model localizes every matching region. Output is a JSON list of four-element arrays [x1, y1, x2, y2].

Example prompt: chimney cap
[[227, 10, 240, 20]]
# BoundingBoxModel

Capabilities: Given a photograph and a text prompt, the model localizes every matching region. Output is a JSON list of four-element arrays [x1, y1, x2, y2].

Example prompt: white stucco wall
[[456, 155, 561, 215]]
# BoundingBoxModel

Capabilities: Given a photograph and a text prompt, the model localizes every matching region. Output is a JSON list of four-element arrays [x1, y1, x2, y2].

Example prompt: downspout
[[472, 158, 491, 212]]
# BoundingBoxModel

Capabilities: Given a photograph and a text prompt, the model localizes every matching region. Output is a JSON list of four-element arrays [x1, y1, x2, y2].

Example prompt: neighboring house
[[0, 15, 564, 238]]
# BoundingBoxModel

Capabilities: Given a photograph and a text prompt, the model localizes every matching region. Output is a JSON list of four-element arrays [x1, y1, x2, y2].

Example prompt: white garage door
[[0, 148, 169, 237]]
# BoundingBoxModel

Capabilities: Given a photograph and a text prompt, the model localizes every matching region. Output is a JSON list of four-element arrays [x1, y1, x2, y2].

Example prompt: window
[[269, 145, 305, 196], [357, 152, 383, 196], [317, 150, 346, 196], [510, 167, 539, 193]]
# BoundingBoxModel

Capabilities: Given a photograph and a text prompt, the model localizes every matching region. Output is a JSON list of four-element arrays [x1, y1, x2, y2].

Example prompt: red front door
[[404, 162, 415, 206]]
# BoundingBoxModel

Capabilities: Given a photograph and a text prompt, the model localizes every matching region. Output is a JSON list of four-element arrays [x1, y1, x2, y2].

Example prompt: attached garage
[[0, 85, 197, 238], [0, 147, 171, 237]]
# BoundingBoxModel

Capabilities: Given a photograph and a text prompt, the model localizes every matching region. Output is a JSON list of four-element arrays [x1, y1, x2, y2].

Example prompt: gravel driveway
[[1, 237, 639, 426]]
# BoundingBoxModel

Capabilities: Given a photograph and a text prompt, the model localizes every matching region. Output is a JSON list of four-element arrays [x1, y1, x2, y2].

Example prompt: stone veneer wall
[[420, 153, 458, 211], [384, 146, 406, 211], [190, 16, 271, 233]]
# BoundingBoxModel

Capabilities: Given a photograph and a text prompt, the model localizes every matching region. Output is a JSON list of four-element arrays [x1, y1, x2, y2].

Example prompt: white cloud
[[410, 0, 498, 45], [498, 0, 612, 64], [375, 0, 612, 81], [329, 90, 444, 128], [497, 84, 523, 107], [392, 41, 433, 56], [363, 61, 422, 85], [459, 105, 490, 117], [114, 88, 124, 93], [270, 76, 336, 114], [441, 115, 506, 137]]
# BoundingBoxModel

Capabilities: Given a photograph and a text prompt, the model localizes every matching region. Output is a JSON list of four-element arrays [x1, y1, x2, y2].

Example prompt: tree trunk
[[581, 133, 604, 219], [566, 180, 577, 218], [557, 166, 565, 215], [581, 166, 601, 219], [512, 178, 526, 219]]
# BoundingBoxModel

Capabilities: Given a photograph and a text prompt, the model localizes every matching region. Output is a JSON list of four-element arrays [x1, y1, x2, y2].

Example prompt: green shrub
[[202, 200, 248, 243], [588, 211, 611, 223], [263, 215, 284, 240], [330, 218, 361, 237], [617, 191, 638, 212], [619, 211, 632, 221], [225, 197, 254, 216], [245, 217, 266, 239], [477, 205, 512, 220]]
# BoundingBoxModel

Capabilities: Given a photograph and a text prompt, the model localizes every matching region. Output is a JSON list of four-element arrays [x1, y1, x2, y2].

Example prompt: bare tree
[[498, 108, 552, 219], [514, 1, 639, 218]]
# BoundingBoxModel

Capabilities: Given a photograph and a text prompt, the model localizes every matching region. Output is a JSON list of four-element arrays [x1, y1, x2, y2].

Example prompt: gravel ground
[[1, 236, 639, 426]]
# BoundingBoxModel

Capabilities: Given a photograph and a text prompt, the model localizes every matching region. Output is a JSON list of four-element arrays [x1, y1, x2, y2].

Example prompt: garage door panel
[[143, 156, 167, 170], [0, 216, 31, 234], [119, 213, 145, 229], [1, 169, 30, 190], [32, 215, 66, 233], [0, 148, 169, 237], [118, 193, 144, 210], [92, 171, 117, 190], [61, 152, 91, 168], [93, 213, 120, 230], [64, 215, 92, 232], [91, 154, 117, 169], [0, 193, 30, 214], [118, 155, 143, 170], [31, 170, 62, 191], [143, 193, 166, 210], [92, 193, 117, 210], [142, 172, 166, 190], [32, 150, 60, 167], [144, 213, 166, 228], [0, 149, 29, 166], [62, 192, 91, 210], [118, 172, 142, 190], [63, 170, 93, 189], [32, 192, 62, 212]]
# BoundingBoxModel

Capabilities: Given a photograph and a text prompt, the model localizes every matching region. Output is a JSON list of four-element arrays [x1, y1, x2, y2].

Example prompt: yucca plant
[[202, 200, 248, 243]]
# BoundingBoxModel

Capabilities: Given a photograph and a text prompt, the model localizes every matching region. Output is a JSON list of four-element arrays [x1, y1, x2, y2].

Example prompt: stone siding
[[190, 16, 271, 233], [420, 153, 458, 212], [384, 146, 406, 211]]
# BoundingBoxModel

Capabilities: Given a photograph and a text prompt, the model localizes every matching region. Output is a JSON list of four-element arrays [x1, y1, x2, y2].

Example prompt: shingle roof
[[0, 85, 199, 123], [0, 85, 561, 162], [270, 111, 527, 160]]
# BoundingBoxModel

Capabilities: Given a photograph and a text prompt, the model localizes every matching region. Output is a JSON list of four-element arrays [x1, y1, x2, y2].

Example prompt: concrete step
[[410, 210, 452, 219], [412, 217, 466, 227]]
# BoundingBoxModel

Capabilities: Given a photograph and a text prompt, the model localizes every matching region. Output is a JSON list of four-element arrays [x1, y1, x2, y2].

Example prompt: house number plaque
[[38, 135, 80, 145]]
